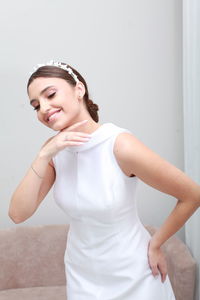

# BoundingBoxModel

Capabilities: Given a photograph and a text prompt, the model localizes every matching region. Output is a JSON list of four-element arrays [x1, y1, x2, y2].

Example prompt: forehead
[[28, 77, 70, 97]]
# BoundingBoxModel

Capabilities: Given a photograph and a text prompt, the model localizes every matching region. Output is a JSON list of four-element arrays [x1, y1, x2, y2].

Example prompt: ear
[[75, 81, 85, 99]]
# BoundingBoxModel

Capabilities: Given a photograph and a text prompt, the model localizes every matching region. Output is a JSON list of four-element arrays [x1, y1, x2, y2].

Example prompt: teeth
[[48, 110, 61, 121]]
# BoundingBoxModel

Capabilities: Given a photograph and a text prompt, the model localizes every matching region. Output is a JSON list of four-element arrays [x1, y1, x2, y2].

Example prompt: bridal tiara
[[30, 60, 79, 83]]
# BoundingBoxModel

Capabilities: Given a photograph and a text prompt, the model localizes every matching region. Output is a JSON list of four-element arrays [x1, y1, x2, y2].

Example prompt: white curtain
[[183, 1, 200, 300]]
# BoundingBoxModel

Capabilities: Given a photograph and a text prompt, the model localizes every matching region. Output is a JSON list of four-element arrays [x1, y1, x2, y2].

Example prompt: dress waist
[[65, 215, 151, 268]]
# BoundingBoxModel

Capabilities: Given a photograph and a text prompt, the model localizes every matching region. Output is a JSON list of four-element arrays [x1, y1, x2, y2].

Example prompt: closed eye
[[33, 105, 40, 111], [48, 92, 56, 98]]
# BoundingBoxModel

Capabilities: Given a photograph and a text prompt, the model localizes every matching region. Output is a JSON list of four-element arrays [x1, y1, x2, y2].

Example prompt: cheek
[[62, 98, 79, 111], [37, 113, 44, 123]]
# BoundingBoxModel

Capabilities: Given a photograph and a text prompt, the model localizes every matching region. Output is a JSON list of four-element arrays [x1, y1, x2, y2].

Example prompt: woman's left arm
[[114, 132, 200, 281]]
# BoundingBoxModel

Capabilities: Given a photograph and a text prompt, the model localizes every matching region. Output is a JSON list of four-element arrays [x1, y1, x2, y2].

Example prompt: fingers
[[60, 119, 88, 132], [148, 249, 168, 283], [147, 247, 159, 277], [150, 262, 160, 277], [65, 132, 92, 138], [158, 262, 168, 283], [58, 119, 92, 142], [161, 271, 167, 283], [64, 136, 91, 144], [62, 130, 92, 142], [150, 261, 167, 283]]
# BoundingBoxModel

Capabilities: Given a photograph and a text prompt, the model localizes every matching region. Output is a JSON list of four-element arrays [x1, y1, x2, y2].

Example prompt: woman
[[9, 60, 200, 299]]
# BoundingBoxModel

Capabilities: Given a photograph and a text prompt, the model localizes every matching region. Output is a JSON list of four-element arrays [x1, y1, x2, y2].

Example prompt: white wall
[[0, 0, 184, 240]]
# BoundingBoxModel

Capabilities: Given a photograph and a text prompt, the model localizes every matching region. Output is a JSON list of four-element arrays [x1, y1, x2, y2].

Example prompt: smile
[[47, 109, 62, 122]]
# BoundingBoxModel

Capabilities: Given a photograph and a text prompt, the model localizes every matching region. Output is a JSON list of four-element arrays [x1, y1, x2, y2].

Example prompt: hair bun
[[87, 99, 99, 112]]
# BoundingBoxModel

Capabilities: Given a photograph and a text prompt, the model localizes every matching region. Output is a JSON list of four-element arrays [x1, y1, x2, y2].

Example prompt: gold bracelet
[[31, 165, 44, 179]]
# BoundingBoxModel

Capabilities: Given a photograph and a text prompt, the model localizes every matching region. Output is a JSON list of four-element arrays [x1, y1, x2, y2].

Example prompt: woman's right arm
[[8, 119, 91, 223], [8, 153, 55, 224]]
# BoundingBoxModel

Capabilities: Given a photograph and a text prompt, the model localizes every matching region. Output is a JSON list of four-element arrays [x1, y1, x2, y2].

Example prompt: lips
[[46, 109, 61, 122]]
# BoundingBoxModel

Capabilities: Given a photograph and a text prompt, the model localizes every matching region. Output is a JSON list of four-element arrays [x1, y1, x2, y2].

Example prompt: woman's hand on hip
[[147, 240, 168, 283]]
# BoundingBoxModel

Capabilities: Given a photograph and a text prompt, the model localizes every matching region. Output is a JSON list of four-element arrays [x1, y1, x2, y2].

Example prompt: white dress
[[52, 122, 176, 300]]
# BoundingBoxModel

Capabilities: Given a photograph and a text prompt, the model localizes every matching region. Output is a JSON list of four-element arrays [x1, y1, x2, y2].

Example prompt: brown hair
[[27, 63, 99, 122]]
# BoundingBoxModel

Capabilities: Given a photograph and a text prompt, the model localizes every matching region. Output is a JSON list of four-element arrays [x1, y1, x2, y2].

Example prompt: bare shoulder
[[113, 132, 142, 177], [113, 132, 200, 203], [114, 131, 169, 169], [113, 132, 148, 157], [113, 131, 174, 179]]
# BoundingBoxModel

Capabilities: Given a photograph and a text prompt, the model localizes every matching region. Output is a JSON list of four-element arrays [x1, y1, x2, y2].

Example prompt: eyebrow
[[30, 85, 55, 105]]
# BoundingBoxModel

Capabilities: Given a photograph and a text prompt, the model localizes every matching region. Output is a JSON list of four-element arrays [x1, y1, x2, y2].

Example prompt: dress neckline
[[89, 123, 107, 136]]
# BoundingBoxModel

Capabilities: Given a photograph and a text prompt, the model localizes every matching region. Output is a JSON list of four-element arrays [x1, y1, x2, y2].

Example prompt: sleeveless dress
[[52, 122, 176, 300]]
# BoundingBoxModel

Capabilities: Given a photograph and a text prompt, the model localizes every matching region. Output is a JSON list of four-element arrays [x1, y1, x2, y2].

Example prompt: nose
[[39, 99, 51, 114]]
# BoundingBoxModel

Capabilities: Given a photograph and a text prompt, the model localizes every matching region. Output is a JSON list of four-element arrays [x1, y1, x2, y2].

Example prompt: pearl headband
[[30, 60, 79, 83]]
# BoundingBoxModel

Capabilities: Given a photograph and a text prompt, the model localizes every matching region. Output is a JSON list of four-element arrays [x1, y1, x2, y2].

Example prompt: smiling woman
[[8, 60, 200, 300], [27, 62, 99, 131]]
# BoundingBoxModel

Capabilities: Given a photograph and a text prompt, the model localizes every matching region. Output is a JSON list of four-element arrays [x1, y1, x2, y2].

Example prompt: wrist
[[148, 238, 161, 251], [31, 165, 44, 179], [30, 153, 51, 179], [37, 150, 52, 163]]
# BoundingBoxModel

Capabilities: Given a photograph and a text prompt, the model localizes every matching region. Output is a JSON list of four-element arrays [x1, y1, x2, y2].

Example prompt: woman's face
[[28, 77, 85, 131]]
